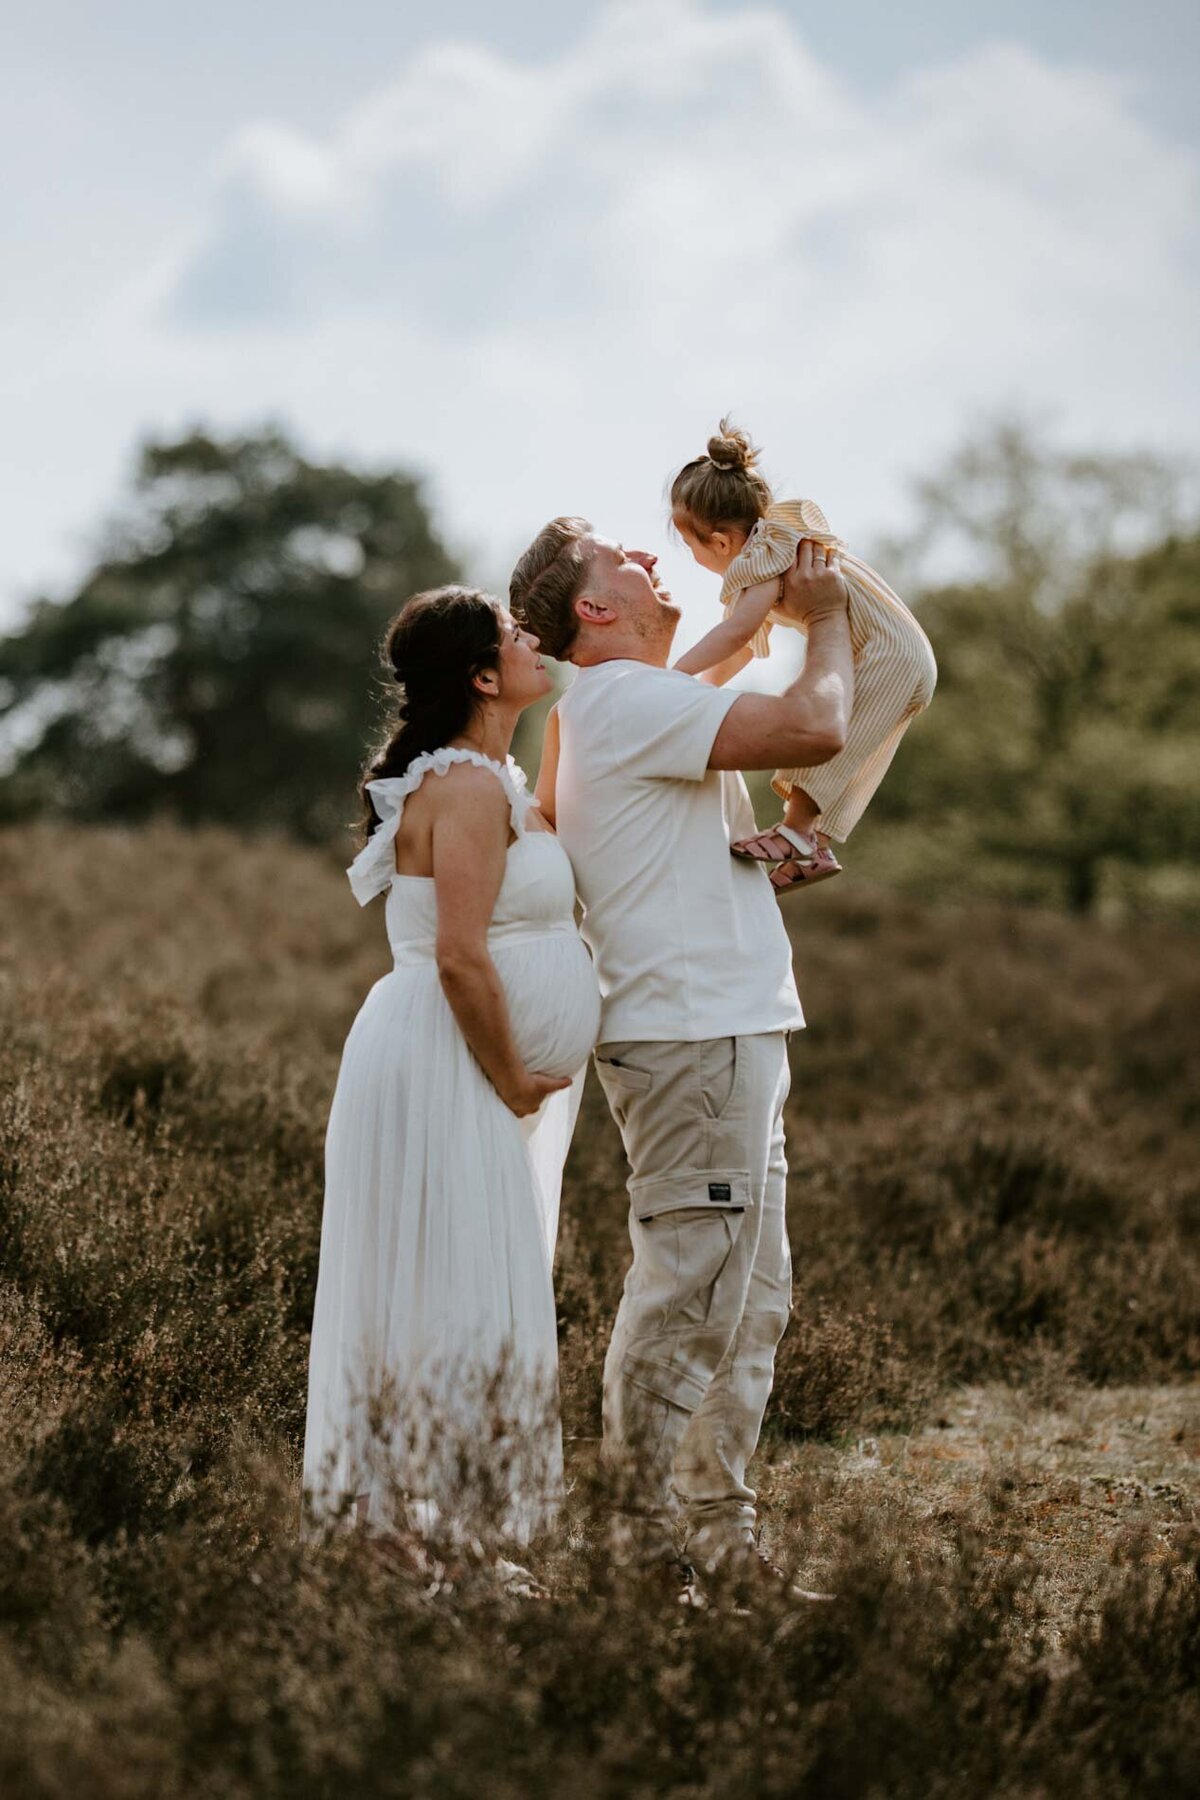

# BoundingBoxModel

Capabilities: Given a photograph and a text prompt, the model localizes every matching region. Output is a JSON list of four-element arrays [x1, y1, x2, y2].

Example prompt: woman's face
[[493, 611, 553, 710]]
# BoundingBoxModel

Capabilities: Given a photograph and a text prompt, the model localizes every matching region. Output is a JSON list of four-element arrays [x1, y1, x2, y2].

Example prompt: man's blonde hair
[[509, 516, 593, 661]]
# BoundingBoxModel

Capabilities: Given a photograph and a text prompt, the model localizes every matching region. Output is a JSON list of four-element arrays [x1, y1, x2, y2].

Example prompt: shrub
[[0, 820, 1196, 1794]]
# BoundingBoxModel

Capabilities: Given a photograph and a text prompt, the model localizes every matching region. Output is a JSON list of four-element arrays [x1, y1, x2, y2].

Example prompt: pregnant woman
[[303, 586, 601, 1549]]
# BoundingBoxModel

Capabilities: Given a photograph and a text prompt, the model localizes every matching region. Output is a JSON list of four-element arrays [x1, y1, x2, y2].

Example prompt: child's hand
[[779, 539, 847, 627]]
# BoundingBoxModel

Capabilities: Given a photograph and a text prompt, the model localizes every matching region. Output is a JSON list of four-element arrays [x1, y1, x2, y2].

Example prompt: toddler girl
[[671, 421, 937, 894]]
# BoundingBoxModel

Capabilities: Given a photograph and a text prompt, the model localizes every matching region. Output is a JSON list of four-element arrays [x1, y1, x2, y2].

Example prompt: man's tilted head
[[511, 518, 680, 667], [509, 516, 594, 661]]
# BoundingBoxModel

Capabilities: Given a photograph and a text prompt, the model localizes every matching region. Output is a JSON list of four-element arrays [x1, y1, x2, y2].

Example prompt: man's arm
[[707, 541, 853, 772], [534, 703, 560, 826]]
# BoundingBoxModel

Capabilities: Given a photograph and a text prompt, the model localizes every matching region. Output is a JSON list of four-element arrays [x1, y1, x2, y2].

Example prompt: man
[[510, 519, 853, 1597]]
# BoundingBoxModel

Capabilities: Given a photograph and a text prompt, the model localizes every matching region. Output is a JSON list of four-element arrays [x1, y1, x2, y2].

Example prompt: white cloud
[[3, 0, 1197, 652]]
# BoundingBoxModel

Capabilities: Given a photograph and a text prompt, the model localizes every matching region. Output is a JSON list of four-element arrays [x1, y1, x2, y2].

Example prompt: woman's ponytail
[[358, 586, 502, 839]]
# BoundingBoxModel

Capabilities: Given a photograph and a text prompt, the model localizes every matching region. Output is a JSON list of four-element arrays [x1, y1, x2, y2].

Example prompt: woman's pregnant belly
[[495, 932, 601, 1080]]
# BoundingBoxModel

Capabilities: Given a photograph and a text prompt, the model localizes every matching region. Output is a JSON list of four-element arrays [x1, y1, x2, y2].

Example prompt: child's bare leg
[[781, 785, 825, 844], [735, 785, 820, 859]]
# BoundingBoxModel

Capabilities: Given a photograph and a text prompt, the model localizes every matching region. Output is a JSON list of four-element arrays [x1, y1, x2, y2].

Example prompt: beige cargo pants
[[594, 1032, 792, 1567]]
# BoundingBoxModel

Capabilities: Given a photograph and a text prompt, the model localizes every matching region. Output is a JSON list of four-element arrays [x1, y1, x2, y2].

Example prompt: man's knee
[[742, 1301, 792, 1373], [608, 1342, 714, 1419]]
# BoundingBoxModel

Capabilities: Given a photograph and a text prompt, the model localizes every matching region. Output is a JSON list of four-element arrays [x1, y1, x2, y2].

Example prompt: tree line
[[2, 423, 1196, 914]]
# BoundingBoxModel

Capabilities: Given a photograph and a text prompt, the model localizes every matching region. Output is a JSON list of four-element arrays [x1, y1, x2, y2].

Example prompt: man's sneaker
[[643, 1555, 704, 1607], [494, 1556, 550, 1600], [719, 1546, 835, 1607]]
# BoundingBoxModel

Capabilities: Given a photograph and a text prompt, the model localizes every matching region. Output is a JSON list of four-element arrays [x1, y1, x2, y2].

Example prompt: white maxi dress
[[303, 748, 601, 1541]]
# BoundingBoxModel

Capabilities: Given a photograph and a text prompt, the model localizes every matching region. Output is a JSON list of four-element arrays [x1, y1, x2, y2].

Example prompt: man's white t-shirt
[[554, 659, 804, 1044]]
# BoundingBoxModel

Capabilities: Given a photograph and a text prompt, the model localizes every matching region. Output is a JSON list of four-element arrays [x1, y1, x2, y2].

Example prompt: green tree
[[0, 428, 461, 840], [865, 424, 1200, 913]]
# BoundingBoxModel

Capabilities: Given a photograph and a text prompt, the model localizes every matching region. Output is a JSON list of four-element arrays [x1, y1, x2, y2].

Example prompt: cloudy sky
[[3, 0, 1197, 647]]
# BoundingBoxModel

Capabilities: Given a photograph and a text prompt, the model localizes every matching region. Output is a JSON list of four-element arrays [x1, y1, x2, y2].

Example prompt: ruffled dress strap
[[768, 497, 844, 548], [346, 747, 534, 906], [719, 499, 848, 660]]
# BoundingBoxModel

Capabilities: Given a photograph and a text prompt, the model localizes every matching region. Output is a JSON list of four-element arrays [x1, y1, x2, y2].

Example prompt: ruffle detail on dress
[[347, 747, 534, 906]]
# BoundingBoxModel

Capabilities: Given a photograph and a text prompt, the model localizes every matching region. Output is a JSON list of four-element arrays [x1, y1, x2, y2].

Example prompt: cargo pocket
[[629, 1168, 751, 1335], [629, 1168, 750, 1223]]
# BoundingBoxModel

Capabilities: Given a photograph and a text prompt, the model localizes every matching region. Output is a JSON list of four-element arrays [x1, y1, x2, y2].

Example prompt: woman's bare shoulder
[[419, 758, 512, 823]]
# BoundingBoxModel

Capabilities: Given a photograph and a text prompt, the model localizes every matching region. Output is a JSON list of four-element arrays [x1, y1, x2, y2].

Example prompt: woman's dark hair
[[359, 585, 502, 839]]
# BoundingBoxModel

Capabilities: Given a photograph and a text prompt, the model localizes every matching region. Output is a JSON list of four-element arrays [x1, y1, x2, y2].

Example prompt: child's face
[[673, 512, 748, 577]]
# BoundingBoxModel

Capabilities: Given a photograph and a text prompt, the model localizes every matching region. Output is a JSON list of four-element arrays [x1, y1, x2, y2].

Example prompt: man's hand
[[707, 535, 855, 774], [777, 538, 848, 628]]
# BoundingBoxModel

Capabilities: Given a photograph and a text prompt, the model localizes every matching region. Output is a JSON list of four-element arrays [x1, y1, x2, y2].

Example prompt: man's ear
[[575, 594, 616, 625]]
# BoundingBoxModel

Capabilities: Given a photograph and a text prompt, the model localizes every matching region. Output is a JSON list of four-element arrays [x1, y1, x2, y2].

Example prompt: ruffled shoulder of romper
[[763, 497, 846, 549], [346, 747, 534, 905]]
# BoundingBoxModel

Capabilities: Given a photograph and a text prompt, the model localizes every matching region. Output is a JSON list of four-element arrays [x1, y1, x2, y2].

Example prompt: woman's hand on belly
[[500, 1069, 574, 1118]]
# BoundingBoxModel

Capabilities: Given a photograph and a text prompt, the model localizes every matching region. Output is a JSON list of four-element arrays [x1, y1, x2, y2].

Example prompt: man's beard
[[633, 597, 679, 654], [647, 570, 681, 625]]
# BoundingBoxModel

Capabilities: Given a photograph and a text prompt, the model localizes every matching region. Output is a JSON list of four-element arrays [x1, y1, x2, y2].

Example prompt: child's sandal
[[731, 826, 842, 897]]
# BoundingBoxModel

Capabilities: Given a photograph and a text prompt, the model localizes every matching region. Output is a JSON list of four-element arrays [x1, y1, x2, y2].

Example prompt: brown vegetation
[[1, 820, 1197, 1797]]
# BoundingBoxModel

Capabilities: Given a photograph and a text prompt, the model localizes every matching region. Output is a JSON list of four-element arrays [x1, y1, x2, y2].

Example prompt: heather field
[[1, 819, 1197, 1798]]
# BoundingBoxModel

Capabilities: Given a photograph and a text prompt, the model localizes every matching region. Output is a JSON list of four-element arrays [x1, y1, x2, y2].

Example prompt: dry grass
[[756, 1383, 1199, 1639], [1, 818, 1198, 1797]]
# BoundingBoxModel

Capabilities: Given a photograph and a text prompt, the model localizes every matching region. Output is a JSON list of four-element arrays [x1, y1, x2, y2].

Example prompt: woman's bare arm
[[433, 769, 569, 1118], [673, 576, 783, 677]]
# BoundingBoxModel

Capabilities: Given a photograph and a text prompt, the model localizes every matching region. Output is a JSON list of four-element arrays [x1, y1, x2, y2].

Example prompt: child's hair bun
[[706, 418, 758, 473], [671, 416, 770, 531]]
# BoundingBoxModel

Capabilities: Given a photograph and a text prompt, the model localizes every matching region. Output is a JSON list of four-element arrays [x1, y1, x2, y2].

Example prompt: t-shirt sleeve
[[618, 667, 742, 783]]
